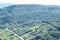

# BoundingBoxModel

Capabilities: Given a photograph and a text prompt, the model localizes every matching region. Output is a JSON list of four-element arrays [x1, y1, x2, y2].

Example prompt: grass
[[0, 29, 20, 40]]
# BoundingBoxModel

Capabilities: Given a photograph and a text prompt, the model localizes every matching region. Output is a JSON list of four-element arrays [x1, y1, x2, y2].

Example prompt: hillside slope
[[0, 5, 60, 40]]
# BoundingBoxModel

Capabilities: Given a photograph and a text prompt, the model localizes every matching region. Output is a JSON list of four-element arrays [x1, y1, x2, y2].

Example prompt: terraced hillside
[[0, 5, 60, 40]]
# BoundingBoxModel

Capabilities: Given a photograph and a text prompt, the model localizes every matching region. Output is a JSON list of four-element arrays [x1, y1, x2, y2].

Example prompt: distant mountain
[[0, 4, 60, 26]]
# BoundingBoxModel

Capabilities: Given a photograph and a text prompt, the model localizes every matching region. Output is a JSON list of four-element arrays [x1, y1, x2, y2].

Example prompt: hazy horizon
[[0, 0, 60, 5], [0, 0, 60, 8], [0, 3, 60, 9]]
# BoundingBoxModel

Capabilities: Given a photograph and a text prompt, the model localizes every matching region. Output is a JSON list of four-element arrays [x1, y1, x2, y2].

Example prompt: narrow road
[[6, 28, 24, 40], [19, 20, 34, 26], [23, 30, 35, 36]]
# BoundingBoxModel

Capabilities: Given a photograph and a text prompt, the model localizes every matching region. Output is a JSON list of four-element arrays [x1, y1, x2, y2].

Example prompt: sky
[[0, 0, 60, 8], [0, 0, 60, 5]]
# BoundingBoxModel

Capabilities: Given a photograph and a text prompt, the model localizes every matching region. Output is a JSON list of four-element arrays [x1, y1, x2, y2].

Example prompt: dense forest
[[0, 4, 60, 40]]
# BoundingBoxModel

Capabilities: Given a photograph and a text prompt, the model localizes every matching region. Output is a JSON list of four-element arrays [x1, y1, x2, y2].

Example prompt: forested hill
[[0, 4, 60, 28], [0, 5, 60, 40], [0, 5, 60, 25]]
